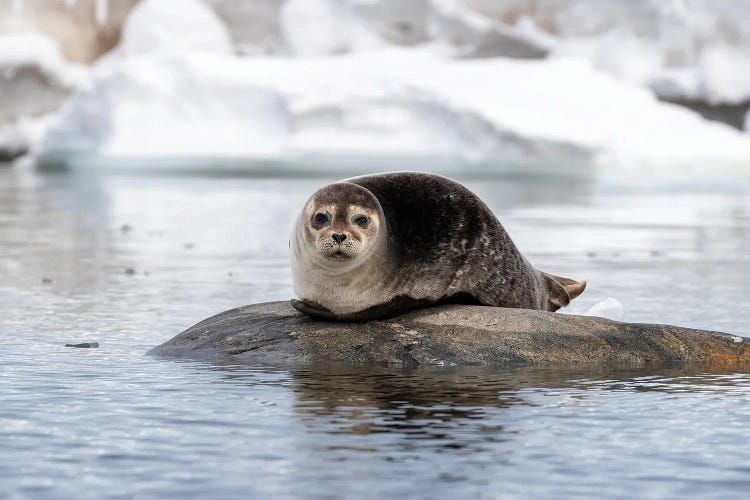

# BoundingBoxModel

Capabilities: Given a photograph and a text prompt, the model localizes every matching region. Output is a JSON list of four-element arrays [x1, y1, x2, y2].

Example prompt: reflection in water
[[286, 364, 750, 454], [2, 166, 750, 498], [198, 363, 750, 497]]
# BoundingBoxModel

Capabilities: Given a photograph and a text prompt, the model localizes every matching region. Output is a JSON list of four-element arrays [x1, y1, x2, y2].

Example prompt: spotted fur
[[290, 172, 585, 321]]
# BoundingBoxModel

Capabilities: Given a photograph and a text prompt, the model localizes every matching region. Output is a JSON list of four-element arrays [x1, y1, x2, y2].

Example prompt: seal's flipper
[[291, 295, 451, 322], [542, 273, 587, 312], [290, 299, 341, 321]]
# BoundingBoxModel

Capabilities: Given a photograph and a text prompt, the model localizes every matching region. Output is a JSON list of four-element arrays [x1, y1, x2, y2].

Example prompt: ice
[[430, 0, 549, 58], [584, 297, 624, 322], [12, 0, 750, 171], [0, 32, 84, 159], [280, 0, 385, 56], [113, 0, 233, 57], [0, 32, 82, 85], [37, 48, 750, 171], [456, 0, 750, 105], [39, 55, 291, 159]]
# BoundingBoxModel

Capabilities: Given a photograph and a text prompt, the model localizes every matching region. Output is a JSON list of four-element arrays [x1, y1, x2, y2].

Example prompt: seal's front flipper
[[542, 273, 587, 312], [290, 299, 341, 320]]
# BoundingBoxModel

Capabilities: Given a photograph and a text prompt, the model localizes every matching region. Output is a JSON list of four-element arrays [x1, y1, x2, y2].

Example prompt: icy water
[[1, 165, 750, 498]]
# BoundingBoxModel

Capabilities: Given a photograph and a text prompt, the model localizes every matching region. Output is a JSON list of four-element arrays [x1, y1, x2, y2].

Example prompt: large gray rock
[[150, 301, 750, 369]]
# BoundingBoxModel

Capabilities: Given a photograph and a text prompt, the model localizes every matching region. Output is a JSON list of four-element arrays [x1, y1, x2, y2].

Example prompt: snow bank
[[0, 32, 85, 160], [26, 0, 750, 171], [441, 0, 750, 106], [39, 55, 290, 159], [213, 0, 750, 107], [37, 47, 750, 171], [38, 0, 292, 160]]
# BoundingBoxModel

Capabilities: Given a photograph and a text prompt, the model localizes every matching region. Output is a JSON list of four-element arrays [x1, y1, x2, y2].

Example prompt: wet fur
[[291, 172, 585, 320]]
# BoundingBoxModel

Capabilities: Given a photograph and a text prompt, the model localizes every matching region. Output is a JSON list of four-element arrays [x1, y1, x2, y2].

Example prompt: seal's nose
[[332, 233, 347, 244]]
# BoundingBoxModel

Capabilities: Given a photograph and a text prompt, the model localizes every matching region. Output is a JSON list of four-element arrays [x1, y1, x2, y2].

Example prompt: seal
[[290, 172, 586, 321]]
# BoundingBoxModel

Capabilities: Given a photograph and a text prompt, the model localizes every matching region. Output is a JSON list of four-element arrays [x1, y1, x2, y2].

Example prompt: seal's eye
[[312, 213, 329, 227], [353, 215, 369, 228]]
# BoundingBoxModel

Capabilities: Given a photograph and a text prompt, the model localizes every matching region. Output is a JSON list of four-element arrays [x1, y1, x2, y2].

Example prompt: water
[[1, 165, 749, 498]]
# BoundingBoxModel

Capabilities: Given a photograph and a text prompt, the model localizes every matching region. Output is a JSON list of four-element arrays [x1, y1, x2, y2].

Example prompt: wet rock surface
[[150, 301, 750, 369]]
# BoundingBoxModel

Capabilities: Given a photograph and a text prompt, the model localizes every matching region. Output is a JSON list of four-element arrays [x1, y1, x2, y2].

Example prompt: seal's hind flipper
[[542, 273, 587, 312]]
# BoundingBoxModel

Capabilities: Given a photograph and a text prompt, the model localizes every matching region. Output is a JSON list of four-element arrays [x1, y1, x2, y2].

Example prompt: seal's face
[[305, 202, 380, 261], [300, 183, 383, 263]]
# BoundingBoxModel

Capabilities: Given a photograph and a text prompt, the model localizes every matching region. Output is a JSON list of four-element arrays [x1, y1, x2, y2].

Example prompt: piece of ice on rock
[[585, 297, 624, 321]]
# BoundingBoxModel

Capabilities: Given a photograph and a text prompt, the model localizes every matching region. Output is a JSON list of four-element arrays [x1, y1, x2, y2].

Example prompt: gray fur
[[291, 172, 585, 320]]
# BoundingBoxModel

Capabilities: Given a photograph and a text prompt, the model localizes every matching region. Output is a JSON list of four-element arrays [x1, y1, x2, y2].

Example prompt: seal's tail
[[541, 272, 587, 312]]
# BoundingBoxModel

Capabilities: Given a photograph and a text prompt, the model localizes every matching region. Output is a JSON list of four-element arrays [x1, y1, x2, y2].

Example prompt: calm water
[[1, 165, 750, 498]]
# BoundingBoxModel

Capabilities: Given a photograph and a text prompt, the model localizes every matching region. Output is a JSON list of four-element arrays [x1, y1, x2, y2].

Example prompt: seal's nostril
[[332, 233, 347, 244]]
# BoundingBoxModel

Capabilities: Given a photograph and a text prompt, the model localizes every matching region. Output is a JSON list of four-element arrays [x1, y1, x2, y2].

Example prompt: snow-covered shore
[[2, 0, 750, 174]]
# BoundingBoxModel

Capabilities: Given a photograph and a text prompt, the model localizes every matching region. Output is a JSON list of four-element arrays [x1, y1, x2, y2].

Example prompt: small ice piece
[[585, 297, 624, 321]]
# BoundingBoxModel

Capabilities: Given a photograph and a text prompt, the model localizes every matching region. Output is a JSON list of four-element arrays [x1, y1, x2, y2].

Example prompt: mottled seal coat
[[290, 172, 585, 321]]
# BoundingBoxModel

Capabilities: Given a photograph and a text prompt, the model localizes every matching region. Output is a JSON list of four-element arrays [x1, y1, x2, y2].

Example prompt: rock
[[0, 136, 28, 163], [65, 342, 99, 348], [657, 96, 750, 132], [0, 125, 30, 163], [150, 301, 750, 369]]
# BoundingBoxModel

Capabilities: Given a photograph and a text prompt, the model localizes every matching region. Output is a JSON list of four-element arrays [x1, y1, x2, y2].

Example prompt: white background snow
[[1, 0, 749, 173]]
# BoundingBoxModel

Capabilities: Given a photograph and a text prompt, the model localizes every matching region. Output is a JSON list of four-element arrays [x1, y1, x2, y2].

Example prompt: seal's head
[[298, 182, 384, 262]]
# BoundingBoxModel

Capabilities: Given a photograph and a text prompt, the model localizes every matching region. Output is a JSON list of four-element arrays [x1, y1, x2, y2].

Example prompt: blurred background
[[1, 0, 750, 172]]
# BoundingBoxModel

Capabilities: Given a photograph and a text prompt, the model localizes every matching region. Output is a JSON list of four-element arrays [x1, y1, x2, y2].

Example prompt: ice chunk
[[585, 297, 624, 322], [39, 54, 291, 159]]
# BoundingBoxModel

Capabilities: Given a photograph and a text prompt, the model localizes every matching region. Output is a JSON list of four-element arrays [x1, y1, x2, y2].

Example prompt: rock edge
[[149, 301, 750, 368]]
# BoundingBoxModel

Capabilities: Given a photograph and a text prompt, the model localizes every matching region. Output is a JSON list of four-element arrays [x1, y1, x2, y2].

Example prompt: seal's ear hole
[[542, 273, 586, 312]]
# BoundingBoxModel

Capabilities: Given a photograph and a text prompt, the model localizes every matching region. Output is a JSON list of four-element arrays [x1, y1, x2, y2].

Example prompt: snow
[[6, 0, 749, 172], [430, 0, 549, 58], [280, 0, 385, 56], [39, 55, 291, 159], [0, 32, 83, 86], [462, 0, 750, 105], [37, 48, 750, 171], [113, 0, 233, 57], [584, 297, 624, 322], [0, 31, 84, 159]]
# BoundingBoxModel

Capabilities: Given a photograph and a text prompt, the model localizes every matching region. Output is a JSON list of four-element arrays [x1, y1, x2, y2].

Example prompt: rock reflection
[[272, 364, 750, 453]]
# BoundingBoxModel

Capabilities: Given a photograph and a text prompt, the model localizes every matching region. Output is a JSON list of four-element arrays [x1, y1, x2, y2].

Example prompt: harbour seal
[[290, 172, 586, 321]]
